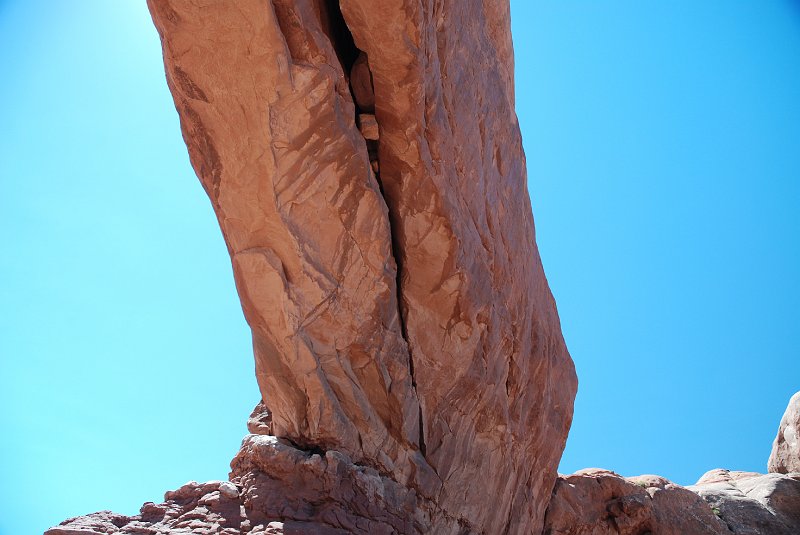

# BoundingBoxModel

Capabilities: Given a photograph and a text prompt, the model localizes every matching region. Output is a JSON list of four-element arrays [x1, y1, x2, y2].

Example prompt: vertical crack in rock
[[147, 0, 436, 482], [45, 3, 800, 534], [121, 1, 579, 533], [337, 1, 579, 531], [309, 0, 428, 460], [388, 197, 427, 458]]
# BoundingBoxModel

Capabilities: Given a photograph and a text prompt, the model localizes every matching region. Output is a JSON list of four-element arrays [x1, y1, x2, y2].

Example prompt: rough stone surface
[[689, 469, 800, 535], [769, 391, 800, 474], [349, 52, 374, 113], [543, 467, 800, 535], [142, 0, 576, 533], [54, 1, 800, 534], [357, 113, 379, 141], [247, 401, 274, 436], [542, 468, 729, 535], [46, 435, 465, 535], [50, 0, 579, 532]]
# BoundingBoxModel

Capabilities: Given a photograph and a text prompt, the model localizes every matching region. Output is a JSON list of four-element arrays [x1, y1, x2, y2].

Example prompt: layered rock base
[[49, 393, 800, 534], [48, 435, 463, 535]]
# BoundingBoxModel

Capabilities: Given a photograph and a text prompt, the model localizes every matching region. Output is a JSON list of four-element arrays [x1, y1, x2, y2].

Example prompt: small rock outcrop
[[543, 395, 800, 535], [769, 391, 800, 474], [542, 468, 729, 535], [543, 468, 800, 535], [247, 401, 274, 436], [689, 469, 800, 535], [47, 434, 472, 534]]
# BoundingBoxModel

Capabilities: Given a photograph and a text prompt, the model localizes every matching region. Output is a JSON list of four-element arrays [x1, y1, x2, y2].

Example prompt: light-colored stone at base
[[769, 391, 800, 474]]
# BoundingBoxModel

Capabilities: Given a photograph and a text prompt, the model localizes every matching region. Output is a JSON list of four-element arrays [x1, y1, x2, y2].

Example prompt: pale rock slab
[[768, 391, 800, 475], [690, 469, 800, 535]]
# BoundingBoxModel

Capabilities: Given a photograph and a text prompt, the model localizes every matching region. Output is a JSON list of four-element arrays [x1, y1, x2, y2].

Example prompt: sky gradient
[[1, 2, 799, 534]]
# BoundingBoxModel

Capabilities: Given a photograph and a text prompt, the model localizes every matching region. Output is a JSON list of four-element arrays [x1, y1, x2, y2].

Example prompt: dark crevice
[[417, 395, 427, 456], [284, 436, 327, 458], [315, 0, 359, 73], [392, 235, 426, 456], [316, 0, 426, 458]]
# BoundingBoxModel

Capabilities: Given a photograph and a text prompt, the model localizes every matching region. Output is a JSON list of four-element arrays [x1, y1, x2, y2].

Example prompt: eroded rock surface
[[542, 468, 729, 535], [689, 469, 800, 535], [46, 434, 466, 535], [141, 0, 576, 532], [54, 1, 800, 534], [247, 401, 274, 436], [543, 467, 800, 535], [769, 391, 800, 474]]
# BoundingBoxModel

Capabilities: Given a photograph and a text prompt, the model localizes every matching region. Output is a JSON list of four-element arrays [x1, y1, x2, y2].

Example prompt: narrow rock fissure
[[283, 436, 327, 458], [319, 0, 426, 458], [316, 0, 359, 73]]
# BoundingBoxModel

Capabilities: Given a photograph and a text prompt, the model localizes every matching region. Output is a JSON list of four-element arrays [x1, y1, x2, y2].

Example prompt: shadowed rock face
[[136, 0, 577, 532]]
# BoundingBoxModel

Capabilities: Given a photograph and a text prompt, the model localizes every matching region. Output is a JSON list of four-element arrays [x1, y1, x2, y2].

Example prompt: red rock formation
[[79, 0, 575, 533], [543, 468, 800, 535], [542, 469, 729, 535], [43, 3, 800, 534], [48, 436, 466, 535]]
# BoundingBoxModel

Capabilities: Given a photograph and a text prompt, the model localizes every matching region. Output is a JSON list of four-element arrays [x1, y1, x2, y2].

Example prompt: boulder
[[247, 401, 274, 436], [768, 391, 800, 474], [542, 468, 728, 535], [543, 467, 800, 535], [349, 52, 374, 113], [689, 469, 800, 535]]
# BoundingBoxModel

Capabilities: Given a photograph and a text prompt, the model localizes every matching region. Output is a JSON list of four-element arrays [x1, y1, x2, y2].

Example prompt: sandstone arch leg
[[48, 1, 577, 533]]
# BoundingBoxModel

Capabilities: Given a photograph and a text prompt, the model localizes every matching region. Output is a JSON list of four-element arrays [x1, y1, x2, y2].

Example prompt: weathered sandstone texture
[[689, 469, 800, 535], [46, 0, 799, 532], [542, 468, 729, 535], [542, 468, 800, 535], [90, 0, 575, 533], [769, 391, 800, 474], [541, 397, 800, 535], [540, 394, 800, 535], [47, 434, 467, 535]]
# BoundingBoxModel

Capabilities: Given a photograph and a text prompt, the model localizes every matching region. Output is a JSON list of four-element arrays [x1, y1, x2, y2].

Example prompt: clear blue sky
[[1, 2, 798, 534]]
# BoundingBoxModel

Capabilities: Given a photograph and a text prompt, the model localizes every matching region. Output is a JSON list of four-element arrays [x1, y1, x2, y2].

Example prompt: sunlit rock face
[[542, 468, 730, 535], [542, 468, 800, 535], [543, 393, 800, 535], [769, 391, 800, 475], [110, 0, 574, 532], [42, 2, 800, 535]]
